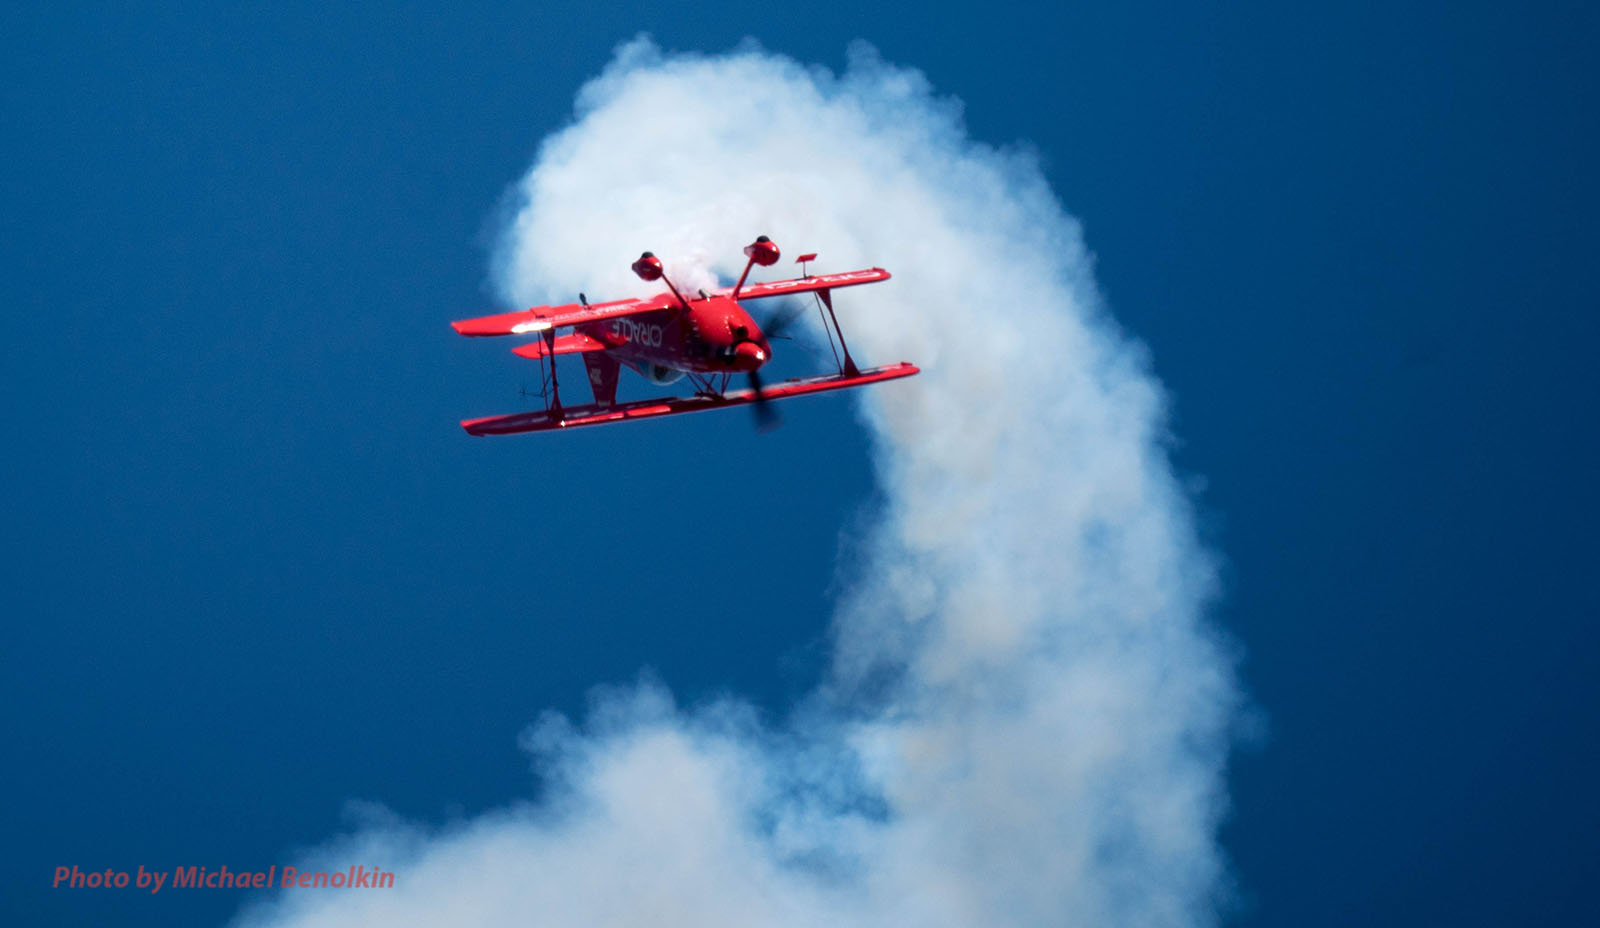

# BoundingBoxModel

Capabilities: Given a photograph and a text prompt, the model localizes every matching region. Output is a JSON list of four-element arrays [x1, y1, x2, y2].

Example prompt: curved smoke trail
[[237, 38, 1238, 928]]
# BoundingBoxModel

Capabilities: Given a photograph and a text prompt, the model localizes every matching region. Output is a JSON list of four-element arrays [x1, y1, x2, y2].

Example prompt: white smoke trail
[[236, 38, 1238, 928]]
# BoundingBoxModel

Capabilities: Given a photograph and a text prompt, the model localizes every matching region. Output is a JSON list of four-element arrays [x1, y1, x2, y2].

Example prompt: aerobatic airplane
[[451, 235, 919, 435]]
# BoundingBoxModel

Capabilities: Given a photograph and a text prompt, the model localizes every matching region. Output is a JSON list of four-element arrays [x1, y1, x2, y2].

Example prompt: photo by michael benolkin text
[[53, 864, 395, 893]]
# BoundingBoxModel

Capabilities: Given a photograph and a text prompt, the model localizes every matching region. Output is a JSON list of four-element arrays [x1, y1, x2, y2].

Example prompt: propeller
[[720, 302, 816, 431], [722, 322, 783, 431], [741, 299, 830, 429], [759, 300, 810, 340], [746, 367, 780, 431]]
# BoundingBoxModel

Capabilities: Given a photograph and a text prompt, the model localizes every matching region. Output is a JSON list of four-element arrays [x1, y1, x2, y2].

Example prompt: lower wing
[[460, 363, 918, 436]]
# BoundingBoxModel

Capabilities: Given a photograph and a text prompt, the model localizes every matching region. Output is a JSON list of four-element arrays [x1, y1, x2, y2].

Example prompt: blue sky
[[4, 2, 1598, 926]]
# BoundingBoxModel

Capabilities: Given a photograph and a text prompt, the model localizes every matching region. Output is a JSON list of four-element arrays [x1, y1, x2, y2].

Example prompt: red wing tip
[[452, 320, 504, 337]]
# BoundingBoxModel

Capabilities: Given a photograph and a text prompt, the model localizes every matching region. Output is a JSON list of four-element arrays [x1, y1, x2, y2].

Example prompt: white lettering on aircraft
[[744, 270, 884, 293], [609, 317, 664, 347]]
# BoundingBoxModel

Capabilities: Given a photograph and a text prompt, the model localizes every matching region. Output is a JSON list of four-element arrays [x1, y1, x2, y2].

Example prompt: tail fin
[[582, 352, 621, 407]]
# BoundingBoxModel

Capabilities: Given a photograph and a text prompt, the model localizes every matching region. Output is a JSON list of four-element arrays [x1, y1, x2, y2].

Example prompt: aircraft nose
[[732, 340, 766, 370]]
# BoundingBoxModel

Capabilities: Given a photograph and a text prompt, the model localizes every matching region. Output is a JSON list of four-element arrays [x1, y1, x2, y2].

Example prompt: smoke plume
[[236, 38, 1237, 928]]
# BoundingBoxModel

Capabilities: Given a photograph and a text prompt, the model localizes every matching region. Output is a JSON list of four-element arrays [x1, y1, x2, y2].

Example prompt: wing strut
[[632, 252, 692, 311], [733, 235, 782, 299], [817, 288, 860, 378]]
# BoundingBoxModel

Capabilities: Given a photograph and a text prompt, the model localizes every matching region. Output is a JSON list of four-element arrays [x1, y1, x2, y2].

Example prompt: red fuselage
[[577, 294, 771, 375]]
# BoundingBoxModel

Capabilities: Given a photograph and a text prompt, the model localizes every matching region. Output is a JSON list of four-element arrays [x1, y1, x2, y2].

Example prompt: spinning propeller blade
[[746, 368, 780, 431], [760, 301, 810, 340]]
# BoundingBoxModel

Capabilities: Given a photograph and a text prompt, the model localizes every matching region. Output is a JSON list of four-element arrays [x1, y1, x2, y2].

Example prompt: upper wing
[[453, 268, 889, 336], [719, 267, 891, 301], [452, 293, 676, 337]]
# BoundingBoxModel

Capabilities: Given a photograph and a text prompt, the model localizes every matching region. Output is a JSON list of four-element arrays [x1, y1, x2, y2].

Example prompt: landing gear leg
[[544, 329, 564, 418]]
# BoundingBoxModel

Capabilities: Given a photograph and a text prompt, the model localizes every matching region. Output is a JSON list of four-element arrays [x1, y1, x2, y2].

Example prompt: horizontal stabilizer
[[510, 333, 607, 360], [452, 293, 675, 337]]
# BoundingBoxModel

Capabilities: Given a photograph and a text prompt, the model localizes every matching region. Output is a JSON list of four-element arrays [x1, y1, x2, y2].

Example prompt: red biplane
[[452, 236, 919, 435]]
